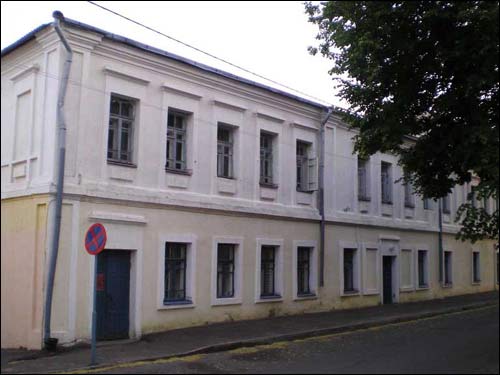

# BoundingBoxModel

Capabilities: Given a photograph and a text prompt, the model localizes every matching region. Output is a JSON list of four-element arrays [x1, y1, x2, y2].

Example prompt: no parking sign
[[85, 223, 107, 255]]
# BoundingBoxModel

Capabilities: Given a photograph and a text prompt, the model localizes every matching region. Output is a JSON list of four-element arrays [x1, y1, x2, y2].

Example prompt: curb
[[43, 300, 498, 374]]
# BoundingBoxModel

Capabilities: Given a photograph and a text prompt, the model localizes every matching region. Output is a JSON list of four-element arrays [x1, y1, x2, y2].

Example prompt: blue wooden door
[[96, 250, 130, 340]]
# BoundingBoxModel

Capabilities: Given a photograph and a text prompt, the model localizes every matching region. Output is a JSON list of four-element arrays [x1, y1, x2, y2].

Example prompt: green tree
[[306, 1, 499, 243]]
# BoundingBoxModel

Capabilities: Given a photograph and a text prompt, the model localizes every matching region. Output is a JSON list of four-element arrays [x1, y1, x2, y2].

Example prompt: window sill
[[382, 201, 393, 205], [294, 293, 317, 301], [217, 176, 236, 181], [416, 284, 430, 291], [296, 189, 314, 194], [165, 167, 192, 176], [472, 280, 481, 285], [260, 182, 279, 189], [358, 196, 371, 202], [256, 295, 283, 304], [442, 283, 453, 289], [158, 299, 195, 310], [211, 297, 242, 307], [107, 160, 137, 168], [341, 289, 360, 297], [404, 204, 415, 209], [443, 211, 451, 215]]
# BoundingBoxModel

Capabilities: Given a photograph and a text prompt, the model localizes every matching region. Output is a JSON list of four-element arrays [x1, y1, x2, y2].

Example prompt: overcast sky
[[1, 1, 346, 108]]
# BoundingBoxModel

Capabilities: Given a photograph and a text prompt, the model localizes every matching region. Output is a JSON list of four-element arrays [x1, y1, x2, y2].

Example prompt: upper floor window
[[423, 197, 432, 210], [296, 140, 317, 192], [403, 172, 415, 208], [442, 194, 451, 214], [217, 124, 234, 179], [260, 132, 274, 186], [358, 157, 370, 201], [108, 95, 135, 163], [381, 162, 393, 204], [166, 110, 187, 171]]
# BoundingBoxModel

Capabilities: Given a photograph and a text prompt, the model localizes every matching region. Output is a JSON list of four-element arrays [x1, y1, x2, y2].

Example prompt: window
[[343, 249, 357, 292], [260, 132, 274, 185], [297, 247, 312, 295], [417, 250, 429, 288], [164, 243, 187, 303], [358, 157, 370, 201], [217, 125, 234, 178], [472, 252, 481, 283], [442, 195, 451, 214], [381, 162, 392, 204], [423, 197, 432, 210], [403, 172, 415, 208], [166, 110, 187, 171], [296, 141, 317, 192], [261, 246, 277, 297], [217, 244, 235, 298], [108, 95, 135, 163], [444, 251, 453, 286], [469, 186, 477, 208]]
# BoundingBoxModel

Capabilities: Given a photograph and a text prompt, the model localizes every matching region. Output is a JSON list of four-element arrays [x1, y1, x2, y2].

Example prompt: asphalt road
[[95, 305, 499, 374]]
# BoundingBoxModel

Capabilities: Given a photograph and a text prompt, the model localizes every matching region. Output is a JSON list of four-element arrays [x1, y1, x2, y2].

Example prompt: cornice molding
[[103, 66, 150, 86], [161, 84, 202, 100]]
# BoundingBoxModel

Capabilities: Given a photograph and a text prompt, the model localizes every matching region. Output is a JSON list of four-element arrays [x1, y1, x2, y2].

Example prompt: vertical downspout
[[43, 11, 73, 350], [438, 198, 443, 284], [319, 107, 334, 287]]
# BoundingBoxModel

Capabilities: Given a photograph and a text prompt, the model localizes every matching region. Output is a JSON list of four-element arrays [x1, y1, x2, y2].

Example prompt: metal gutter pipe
[[43, 10, 72, 350], [318, 107, 334, 287]]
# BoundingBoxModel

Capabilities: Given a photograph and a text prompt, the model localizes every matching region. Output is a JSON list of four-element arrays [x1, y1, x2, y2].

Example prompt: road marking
[[57, 304, 497, 374]]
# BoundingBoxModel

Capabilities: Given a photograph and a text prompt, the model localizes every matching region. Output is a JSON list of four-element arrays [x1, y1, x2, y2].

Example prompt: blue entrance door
[[96, 250, 130, 340]]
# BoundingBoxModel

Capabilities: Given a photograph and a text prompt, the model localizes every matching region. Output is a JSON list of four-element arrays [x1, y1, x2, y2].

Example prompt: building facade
[[1, 18, 498, 349]]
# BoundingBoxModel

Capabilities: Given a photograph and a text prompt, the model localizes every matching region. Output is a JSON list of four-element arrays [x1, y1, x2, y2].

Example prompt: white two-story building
[[1, 16, 498, 349]]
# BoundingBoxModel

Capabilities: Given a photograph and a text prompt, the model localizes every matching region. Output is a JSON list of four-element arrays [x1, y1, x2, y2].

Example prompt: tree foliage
[[306, 1, 499, 242]]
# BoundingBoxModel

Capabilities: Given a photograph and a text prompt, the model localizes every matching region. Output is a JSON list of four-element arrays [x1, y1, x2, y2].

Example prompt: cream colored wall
[[1, 196, 48, 349], [56, 198, 496, 343]]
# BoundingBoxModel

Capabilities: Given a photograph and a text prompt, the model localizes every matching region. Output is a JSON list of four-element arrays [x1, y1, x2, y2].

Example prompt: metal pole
[[91, 258, 98, 366], [438, 198, 443, 284], [43, 10, 73, 350]]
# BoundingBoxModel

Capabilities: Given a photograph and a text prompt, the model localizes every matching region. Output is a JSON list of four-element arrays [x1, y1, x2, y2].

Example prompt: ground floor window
[[164, 242, 187, 303], [217, 244, 235, 298], [261, 246, 277, 297], [444, 251, 453, 286], [418, 250, 429, 288], [297, 247, 312, 295], [472, 252, 481, 283], [343, 248, 357, 292]]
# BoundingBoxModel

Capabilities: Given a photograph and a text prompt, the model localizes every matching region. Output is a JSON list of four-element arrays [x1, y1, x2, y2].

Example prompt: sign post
[[85, 223, 107, 366]]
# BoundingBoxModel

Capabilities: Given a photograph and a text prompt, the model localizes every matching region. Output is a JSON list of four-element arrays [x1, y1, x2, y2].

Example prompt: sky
[[1, 1, 347, 109]]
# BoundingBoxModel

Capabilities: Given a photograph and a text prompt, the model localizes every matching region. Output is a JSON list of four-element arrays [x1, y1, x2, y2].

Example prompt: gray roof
[[2, 17, 343, 113]]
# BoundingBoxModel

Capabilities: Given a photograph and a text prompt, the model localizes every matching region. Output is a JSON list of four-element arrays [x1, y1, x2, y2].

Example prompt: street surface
[[82, 305, 500, 374]]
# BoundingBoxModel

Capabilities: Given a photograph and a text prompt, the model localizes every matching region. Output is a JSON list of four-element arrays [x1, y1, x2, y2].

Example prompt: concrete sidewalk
[[2, 291, 498, 374]]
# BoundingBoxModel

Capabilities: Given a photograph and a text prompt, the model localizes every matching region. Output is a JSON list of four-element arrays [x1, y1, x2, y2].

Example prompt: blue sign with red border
[[85, 223, 107, 255]]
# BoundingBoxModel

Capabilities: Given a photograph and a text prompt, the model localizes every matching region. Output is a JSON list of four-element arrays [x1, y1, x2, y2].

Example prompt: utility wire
[[86, 1, 334, 107]]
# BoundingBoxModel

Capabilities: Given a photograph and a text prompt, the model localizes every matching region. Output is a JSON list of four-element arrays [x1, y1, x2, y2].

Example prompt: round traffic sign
[[85, 223, 107, 255]]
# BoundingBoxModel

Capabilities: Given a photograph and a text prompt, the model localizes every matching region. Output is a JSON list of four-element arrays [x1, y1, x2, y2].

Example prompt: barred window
[[217, 244, 235, 298], [442, 195, 451, 214], [166, 111, 187, 171], [217, 125, 233, 178], [260, 132, 274, 185], [108, 95, 135, 163], [297, 247, 311, 295], [260, 246, 276, 297], [164, 243, 187, 303]]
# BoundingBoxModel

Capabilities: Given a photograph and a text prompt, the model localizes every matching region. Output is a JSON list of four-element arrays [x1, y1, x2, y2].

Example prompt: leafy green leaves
[[306, 1, 499, 242]]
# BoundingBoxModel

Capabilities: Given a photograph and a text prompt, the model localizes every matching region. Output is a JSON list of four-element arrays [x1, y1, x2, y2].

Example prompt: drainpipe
[[438, 198, 443, 284], [318, 106, 334, 287], [43, 11, 73, 350]]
